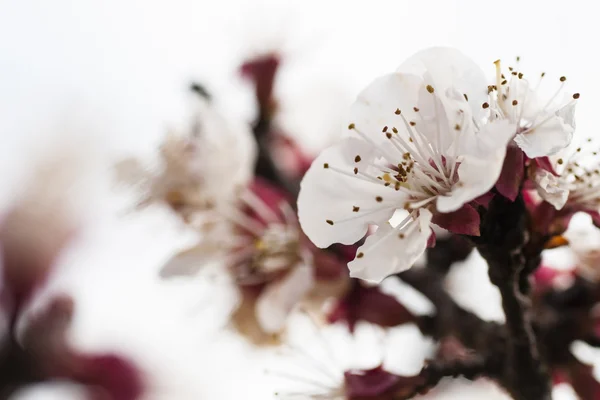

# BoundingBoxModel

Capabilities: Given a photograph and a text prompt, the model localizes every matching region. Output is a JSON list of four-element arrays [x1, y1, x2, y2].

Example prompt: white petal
[[397, 47, 488, 120], [557, 93, 577, 130], [413, 85, 457, 153], [457, 120, 516, 158], [189, 97, 257, 200], [437, 120, 516, 213], [298, 138, 406, 248], [255, 264, 314, 333], [533, 169, 569, 210], [159, 244, 220, 278], [350, 72, 464, 156], [514, 115, 574, 158], [504, 78, 544, 122], [350, 73, 424, 147], [348, 209, 432, 283]]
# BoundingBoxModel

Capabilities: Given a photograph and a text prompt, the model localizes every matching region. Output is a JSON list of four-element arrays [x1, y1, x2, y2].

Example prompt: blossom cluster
[[299, 47, 584, 283]]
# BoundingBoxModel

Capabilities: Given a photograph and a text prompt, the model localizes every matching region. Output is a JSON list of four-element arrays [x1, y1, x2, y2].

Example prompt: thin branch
[[393, 358, 492, 400]]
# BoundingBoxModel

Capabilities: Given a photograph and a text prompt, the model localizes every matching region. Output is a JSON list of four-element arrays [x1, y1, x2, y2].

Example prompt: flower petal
[[348, 209, 432, 283], [557, 92, 577, 130], [255, 264, 314, 333], [350, 72, 465, 156], [437, 120, 516, 212], [349, 73, 425, 148], [514, 115, 574, 158], [298, 138, 406, 248], [159, 244, 219, 278], [532, 168, 569, 210], [397, 47, 488, 120], [503, 78, 544, 122]]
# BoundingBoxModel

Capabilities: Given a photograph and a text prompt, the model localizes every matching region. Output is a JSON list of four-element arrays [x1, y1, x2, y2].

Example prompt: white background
[[1, 1, 600, 399]]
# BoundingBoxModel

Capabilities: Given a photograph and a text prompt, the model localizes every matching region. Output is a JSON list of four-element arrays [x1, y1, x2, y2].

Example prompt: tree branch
[[476, 194, 551, 400], [393, 358, 492, 400]]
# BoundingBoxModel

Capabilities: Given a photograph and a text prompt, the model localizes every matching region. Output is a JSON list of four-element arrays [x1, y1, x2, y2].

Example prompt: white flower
[[116, 95, 257, 222], [401, 47, 579, 159], [161, 180, 315, 335], [533, 139, 600, 212], [224, 189, 315, 335], [298, 48, 516, 283], [486, 60, 578, 158]]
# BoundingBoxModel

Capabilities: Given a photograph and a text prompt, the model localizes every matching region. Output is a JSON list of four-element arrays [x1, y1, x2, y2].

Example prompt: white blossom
[[533, 139, 600, 211], [161, 181, 315, 334], [298, 48, 516, 283], [116, 95, 257, 223], [401, 47, 579, 159], [486, 60, 578, 158]]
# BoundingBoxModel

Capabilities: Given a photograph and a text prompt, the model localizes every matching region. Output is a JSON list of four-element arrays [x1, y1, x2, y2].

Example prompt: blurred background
[[1, 1, 600, 399]]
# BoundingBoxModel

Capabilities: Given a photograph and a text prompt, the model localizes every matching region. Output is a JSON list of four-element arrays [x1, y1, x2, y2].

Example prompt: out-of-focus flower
[[274, 314, 425, 400], [0, 151, 144, 399], [298, 48, 516, 283], [115, 95, 257, 225], [0, 153, 79, 319], [16, 296, 144, 400], [531, 265, 576, 295], [162, 178, 347, 344], [275, 331, 433, 400]]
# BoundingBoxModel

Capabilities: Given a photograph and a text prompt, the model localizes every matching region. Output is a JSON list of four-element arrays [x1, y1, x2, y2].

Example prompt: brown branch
[[397, 268, 504, 356], [391, 358, 492, 400], [476, 194, 551, 400]]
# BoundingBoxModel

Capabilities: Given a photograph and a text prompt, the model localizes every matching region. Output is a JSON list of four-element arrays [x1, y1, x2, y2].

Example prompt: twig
[[392, 358, 492, 400]]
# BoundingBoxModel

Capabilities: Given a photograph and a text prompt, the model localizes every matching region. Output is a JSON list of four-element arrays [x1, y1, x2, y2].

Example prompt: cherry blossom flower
[[273, 314, 438, 400], [534, 140, 600, 213], [161, 178, 347, 343], [485, 59, 578, 159], [298, 48, 516, 283], [116, 95, 256, 224], [400, 47, 580, 201], [523, 140, 600, 241]]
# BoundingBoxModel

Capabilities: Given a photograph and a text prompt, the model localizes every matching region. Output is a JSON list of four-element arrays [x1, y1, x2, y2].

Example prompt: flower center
[[347, 107, 462, 211], [251, 223, 302, 274]]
